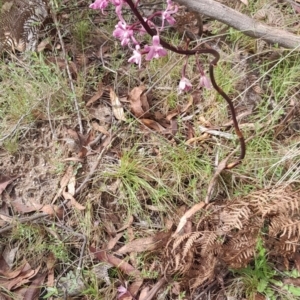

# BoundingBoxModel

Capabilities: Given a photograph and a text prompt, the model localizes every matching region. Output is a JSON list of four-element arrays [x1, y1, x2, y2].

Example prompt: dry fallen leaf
[[0, 175, 18, 195], [62, 190, 85, 210], [10, 198, 63, 218], [116, 232, 171, 255], [92, 121, 110, 135], [23, 272, 47, 300], [283, 277, 300, 286], [90, 247, 141, 278], [110, 88, 126, 121], [128, 86, 150, 118], [239, 0, 248, 5], [140, 119, 166, 133], [139, 286, 150, 300], [86, 82, 104, 106]]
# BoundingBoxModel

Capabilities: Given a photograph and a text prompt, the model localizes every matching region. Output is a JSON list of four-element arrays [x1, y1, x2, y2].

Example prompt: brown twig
[[176, 0, 300, 49]]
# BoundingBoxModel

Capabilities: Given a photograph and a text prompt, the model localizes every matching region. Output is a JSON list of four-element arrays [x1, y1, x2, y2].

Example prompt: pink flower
[[89, 0, 109, 13], [199, 75, 211, 89], [128, 45, 142, 68], [113, 21, 134, 46], [162, 0, 178, 27], [144, 35, 167, 60], [112, 0, 125, 22], [178, 76, 192, 93], [117, 285, 129, 299]]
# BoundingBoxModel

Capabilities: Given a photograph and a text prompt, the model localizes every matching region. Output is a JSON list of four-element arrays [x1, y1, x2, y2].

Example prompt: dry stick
[[125, 0, 245, 169], [176, 0, 300, 49], [50, 11, 83, 134]]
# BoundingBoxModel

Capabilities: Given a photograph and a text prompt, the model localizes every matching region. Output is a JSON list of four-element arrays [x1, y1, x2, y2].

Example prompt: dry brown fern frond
[[267, 235, 299, 257], [222, 233, 258, 268], [216, 201, 251, 234], [190, 254, 218, 289], [0, 0, 48, 53], [182, 232, 203, 259], [171, 232, 193, 252], [248, 187, 300, 217], [269, 214, 300, 240], [198, 231, 219, 256]]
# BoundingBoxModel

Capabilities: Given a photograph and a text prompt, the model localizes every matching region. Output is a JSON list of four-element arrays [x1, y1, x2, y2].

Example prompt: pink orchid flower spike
[[145, 35, 167, 60], [199, 74, 211, 89], [178, 76, 192, 94], [128, 45, 142, 68], [89, 0, 110, 13], [113, 21, 134, 46]]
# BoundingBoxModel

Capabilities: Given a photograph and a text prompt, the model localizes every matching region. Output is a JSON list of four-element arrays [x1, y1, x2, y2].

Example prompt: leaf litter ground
[[1, 0, 300, 299]]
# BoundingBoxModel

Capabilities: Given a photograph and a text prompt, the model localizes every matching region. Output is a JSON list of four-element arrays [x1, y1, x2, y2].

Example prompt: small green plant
[[233, 237, 276, 299], [73, 19, 91, 48]]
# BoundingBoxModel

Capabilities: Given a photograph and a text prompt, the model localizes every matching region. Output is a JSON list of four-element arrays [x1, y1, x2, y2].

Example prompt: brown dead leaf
[[116, 232, 171, 255], [140, 119, 165, 133], [90, 247, 141, 278], [128, 280, 143, 298], [23, 272, 47, 300], [52, 165, 74, 204], [181, 95, 194, 113], [0, 213, 12, 225], [116, 215, 134, 233], [46, 253, 56, 288], [128, 86, 150, 118], [11, 198, 62, 217], [283, 277, 300, 286], [0, 262, 34, 290], [254, 294, 266, 300], [166, 108, 180, 122], [107, 232, 124, 250], [0, 175, 18, 195], [62, 190, 85, 210], [240, 0, 248, 5], [2, 247, 18, 269], [110, 88, 126, 121], [67, 175, 76, 196], [86, 82, 104, 106], [139, 286, 150, 300], [174, 202, 206, 235], [0, 255, 10, 276], [37, 37, 52, 52], [92, 121, 110, 135]]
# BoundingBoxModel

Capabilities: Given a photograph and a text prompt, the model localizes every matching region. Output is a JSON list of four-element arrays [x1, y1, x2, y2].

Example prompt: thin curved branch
[[175, 0, 300, 50]]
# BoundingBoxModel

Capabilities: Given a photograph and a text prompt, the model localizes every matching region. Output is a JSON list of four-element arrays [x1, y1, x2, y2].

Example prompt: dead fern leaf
[[182, 232, 202, 259], [218, 203, 251, 233], [199, 232, 219, 256], [248, 188, 300, 217], [222, 234, 257, 268], [172, 232, 192, 251], [190, 255, 217, 289], [0, 0, 48, 53], [270, 215, 300, 239]]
